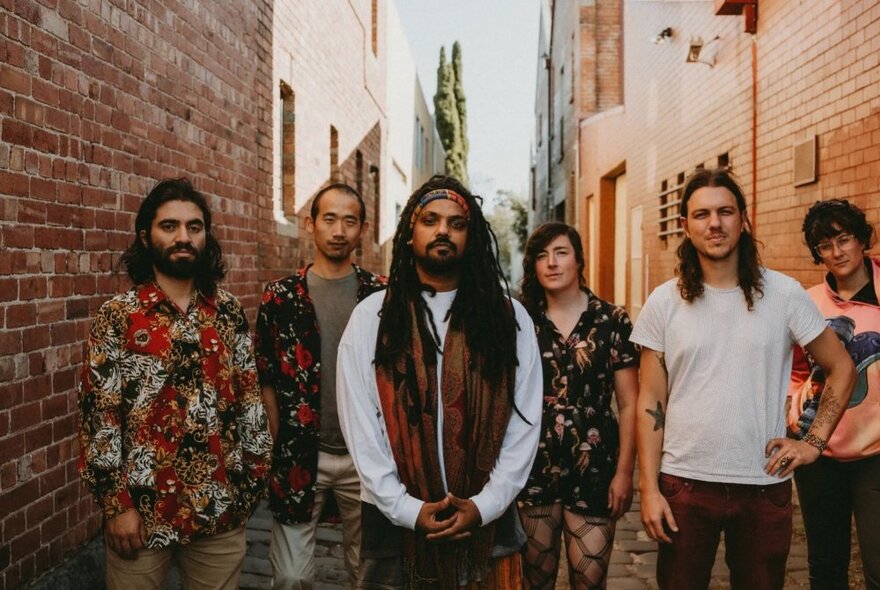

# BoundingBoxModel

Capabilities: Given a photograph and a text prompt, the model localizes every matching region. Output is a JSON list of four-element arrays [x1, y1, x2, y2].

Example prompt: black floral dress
[[518, 289, 639, 517]]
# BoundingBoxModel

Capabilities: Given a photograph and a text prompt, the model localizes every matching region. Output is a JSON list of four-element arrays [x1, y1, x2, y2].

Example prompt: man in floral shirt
[[255, 183, 385, 588], [78, 178, 272, 590]]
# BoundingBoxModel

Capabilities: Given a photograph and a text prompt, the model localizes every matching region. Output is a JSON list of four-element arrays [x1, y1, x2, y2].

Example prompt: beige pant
[[105, 526, 246, 590], [270, 451, 362, 589]]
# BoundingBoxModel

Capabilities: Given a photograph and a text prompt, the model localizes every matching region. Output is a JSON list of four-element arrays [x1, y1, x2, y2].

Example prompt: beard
[[415, 238, 463, 275], [150, 242, 202, 279]]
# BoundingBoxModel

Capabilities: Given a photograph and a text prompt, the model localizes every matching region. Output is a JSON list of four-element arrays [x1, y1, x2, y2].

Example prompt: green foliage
[[451, 42, 468, 160], [487, 190, 529, 283], [433, 42, 469, 185]]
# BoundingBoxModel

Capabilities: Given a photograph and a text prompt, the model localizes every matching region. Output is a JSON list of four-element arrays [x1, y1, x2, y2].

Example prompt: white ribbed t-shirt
[[630, 269, 826, 485]]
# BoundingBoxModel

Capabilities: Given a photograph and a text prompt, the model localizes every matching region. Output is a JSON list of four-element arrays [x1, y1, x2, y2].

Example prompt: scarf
[[375, 297, 514, 589]]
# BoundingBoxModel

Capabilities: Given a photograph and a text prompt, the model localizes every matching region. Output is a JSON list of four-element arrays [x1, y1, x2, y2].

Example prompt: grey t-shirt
[[308, 269, 360, 454], [630, 268, 826, 485]]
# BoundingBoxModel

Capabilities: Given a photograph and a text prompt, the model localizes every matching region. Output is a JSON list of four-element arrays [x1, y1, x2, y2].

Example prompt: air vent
[[793, 136, 817, 187]]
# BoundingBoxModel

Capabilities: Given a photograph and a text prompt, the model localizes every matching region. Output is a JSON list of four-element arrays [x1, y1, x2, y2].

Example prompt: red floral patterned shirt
[[78, 283, 272, 547]]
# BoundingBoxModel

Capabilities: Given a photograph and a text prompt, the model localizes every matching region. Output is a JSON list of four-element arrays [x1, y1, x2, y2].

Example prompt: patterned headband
[[409, 189, 470, 228]]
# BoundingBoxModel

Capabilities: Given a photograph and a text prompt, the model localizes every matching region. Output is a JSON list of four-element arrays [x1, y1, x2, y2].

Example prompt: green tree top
[[433, 43, 468, 185]]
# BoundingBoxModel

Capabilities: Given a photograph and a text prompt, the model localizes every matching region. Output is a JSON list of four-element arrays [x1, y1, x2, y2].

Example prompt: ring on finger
[[779, 456, 792, 468]]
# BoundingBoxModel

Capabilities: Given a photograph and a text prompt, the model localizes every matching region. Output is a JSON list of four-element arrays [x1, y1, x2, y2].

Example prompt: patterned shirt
[[518, 289, 639, 516], [255, 265, 386, 524], [78, 283, 272, 548]]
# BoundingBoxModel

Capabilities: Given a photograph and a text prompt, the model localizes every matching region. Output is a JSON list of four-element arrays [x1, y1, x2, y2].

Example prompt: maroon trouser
[[656, 473, 792, 590]]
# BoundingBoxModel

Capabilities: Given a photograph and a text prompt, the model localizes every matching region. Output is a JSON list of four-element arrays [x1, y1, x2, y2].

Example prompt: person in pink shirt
[[790, 198, 880, 589]]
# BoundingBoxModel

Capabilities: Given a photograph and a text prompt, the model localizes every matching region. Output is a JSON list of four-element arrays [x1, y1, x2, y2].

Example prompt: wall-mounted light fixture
[[650, 27, 674, 45], [685, 35, 722, 67]]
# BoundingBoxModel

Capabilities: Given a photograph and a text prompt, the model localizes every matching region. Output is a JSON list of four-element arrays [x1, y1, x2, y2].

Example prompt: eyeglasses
[[814, 233, 858, 258]]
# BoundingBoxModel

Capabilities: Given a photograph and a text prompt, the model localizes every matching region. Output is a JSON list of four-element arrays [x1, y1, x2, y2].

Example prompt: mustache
[[427, 237, 456, 251], [164, 244, 198, 256]]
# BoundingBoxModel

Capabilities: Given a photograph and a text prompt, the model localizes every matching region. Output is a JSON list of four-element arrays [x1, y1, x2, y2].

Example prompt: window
[[280, 81, 295, 216], [657, 173, 685, 240], [537, 114, 543, 146], [356, 151, 364, 194], [569, 38, 575, 104], [414, 116, 422, 170], [557, 116, 564, 162], [372, 164, 380, 243], [371, 0, 378, 56], [330, 126, 339, 182]]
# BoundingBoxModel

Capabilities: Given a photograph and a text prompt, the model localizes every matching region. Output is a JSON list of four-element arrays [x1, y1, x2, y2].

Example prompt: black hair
[[802, 198, 874, 264], [120, 177, 226, 295], [309, 183, 367, 224], [375, 175, 518, 386]]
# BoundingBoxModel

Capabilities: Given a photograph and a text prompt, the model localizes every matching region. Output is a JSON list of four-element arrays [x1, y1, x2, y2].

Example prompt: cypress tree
[[433, 45, 468, 184], [451, 41, 469, 184]]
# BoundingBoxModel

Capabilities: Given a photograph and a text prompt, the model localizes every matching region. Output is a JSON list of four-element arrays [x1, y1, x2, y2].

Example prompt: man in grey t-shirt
[[630, 168, 855, 590], [255, 184, 385, 589]]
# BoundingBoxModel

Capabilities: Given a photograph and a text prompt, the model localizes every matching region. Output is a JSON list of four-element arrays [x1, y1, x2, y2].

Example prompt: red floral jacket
[[78, 283, 273, 547], [255, 265, 386, 523]]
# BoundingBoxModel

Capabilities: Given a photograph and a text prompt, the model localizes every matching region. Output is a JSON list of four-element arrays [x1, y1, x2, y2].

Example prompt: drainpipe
[[751, 36, 758, 234]]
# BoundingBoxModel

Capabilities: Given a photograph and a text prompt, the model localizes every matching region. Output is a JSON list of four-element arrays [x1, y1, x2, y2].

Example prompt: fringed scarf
[[375, 297, 514, 589]]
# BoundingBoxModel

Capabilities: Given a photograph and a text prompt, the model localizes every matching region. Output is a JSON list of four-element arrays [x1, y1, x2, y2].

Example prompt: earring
[[406, 239, 413, 245]]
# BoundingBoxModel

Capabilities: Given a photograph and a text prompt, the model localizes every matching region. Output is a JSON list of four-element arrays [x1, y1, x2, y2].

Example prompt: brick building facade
[[566, 0, 880, 316], [531, 0, 622, 227], [0, 0, 433, 587]]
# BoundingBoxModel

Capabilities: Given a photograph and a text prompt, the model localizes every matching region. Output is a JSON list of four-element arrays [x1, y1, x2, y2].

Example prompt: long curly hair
[[120, 177, 226, 296], [802, 198, 874, 264], [519, 222, 586, 319], [676, 168, 764, 310], [375, 175, 517, 385]]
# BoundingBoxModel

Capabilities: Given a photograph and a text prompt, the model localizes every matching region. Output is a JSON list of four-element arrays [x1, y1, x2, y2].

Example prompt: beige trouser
[[270, 451, 362, 589], [105, 526, 246, 590]]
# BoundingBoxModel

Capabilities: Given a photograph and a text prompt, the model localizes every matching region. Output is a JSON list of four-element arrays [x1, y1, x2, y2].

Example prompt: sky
[[395, 0, 541, 209]]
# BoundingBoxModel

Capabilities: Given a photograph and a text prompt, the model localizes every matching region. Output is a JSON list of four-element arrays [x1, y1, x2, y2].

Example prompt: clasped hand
[[415, 493, 482, 542]]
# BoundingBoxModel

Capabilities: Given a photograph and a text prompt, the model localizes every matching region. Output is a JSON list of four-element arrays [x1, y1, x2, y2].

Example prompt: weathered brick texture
[[576, 0, 880, 305], [0, 0, 278, 586], [1, 0, 394, 585]]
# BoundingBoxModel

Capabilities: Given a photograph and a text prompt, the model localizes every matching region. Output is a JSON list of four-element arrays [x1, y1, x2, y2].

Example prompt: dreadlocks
[[375, 175, 518, 385]]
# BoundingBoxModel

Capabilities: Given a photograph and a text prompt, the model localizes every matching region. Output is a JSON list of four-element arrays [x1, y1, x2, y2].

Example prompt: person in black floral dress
[[517, 222, 640, 589]]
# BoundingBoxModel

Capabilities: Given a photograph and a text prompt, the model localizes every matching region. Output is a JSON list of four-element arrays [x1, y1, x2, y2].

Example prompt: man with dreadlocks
[[336, 175, 542, 589], [630, 168, 855, 590]]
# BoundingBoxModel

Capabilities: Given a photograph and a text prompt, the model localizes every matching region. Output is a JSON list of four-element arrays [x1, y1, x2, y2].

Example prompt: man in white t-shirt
[[630, 168, 855, 590], [336, 175, 542, 589]]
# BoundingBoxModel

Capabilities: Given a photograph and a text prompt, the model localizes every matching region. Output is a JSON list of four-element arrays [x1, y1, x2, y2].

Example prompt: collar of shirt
[[136, 282, 218, 314]]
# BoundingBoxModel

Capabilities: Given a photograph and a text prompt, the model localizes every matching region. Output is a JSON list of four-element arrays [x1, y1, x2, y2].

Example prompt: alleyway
[[234, 486, 864, 590]]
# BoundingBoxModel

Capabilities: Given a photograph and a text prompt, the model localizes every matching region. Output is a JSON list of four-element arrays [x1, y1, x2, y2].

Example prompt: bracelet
[[802, 432, 827, 454]]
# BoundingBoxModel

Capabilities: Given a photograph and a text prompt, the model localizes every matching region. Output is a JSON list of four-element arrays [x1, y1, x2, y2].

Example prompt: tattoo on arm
[[656, 352, 667, 374], [814, 385, 841, 428], [646, 401, 666, 431]]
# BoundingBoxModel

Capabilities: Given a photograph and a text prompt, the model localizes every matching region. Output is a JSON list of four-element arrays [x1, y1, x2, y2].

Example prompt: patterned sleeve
[[610, 305, 640, 371], [231, 304, 273, 513], [77, 301, 134, 520], [254, 281, 279, 387]]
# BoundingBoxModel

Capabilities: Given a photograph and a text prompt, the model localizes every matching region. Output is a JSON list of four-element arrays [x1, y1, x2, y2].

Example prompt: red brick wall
[[268, 0, 387, 279], [0, 1, 275, 587], [578, 0, 880, 304]]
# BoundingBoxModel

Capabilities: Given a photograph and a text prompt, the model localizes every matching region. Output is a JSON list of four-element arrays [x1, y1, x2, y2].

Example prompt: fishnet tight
[[519, 504, 616, 590]]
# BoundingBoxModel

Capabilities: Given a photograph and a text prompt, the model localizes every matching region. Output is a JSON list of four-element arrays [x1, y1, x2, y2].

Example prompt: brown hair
[[519, 222, 586, 319], [677, 168, 764, 310]]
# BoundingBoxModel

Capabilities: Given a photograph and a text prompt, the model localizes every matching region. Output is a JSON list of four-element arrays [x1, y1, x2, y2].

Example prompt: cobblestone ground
[[241, 488, 865, 590]]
